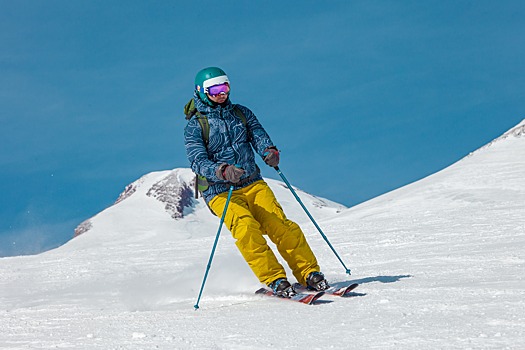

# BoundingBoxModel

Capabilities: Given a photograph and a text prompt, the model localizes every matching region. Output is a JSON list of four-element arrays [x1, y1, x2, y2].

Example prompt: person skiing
[[184, 67, 329, 297]]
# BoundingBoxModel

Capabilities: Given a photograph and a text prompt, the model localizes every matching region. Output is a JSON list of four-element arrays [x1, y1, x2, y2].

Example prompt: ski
[[294, 283, 359, 297], [255, 288, 325, 305]]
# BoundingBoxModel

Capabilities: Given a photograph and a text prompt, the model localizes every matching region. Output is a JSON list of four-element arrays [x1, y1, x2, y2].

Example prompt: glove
[[216, 163, 245, 183], [263, 147, 280, 167]]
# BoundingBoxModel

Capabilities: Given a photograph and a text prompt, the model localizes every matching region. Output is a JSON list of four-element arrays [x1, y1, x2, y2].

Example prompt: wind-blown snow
[[1, 120, 524, 349]]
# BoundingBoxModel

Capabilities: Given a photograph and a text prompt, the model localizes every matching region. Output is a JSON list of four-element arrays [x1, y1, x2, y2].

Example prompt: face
[[207, 93, 229, 104]]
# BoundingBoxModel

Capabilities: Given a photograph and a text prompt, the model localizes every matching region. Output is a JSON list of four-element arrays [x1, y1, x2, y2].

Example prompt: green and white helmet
[[195, 67, 230, 105]]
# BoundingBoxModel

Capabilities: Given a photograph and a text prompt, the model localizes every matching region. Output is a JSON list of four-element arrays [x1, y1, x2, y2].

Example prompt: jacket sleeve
[[236, 105, 274, 156], [184, 117, 223, 181]]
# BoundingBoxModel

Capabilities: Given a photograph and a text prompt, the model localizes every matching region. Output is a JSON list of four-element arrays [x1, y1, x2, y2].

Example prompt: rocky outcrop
[[146, 172, 196, 219], [74, 219, 92, 237]]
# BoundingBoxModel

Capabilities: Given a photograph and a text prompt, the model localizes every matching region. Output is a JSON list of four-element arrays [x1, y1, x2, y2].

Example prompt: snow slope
[[1, 120, 524, 349]]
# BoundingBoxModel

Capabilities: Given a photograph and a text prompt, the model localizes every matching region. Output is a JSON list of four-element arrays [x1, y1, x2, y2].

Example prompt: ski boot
[[306, 271, 330, 291], [268, 278, 297, 298]]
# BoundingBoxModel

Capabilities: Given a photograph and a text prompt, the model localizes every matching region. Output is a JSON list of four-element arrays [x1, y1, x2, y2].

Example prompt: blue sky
[[1, 1, 524, 257]]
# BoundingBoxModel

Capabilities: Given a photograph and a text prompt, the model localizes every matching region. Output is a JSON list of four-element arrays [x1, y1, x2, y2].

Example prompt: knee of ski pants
[[248, 182, 302, 239], [208, 186, 261, 234]]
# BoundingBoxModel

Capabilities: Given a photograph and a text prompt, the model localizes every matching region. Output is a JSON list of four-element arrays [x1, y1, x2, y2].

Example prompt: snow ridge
[[470, 118, 525, 156]]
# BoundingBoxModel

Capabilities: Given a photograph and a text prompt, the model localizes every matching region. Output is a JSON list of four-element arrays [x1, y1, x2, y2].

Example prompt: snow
[[1, 120, 524, 349]]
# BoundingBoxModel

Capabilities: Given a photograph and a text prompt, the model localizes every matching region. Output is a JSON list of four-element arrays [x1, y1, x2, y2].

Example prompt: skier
[[184, 67, 329, 297]]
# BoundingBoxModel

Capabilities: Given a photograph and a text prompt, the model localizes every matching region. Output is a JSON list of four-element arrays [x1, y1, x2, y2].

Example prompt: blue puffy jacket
[[184, 92, 274, 202]]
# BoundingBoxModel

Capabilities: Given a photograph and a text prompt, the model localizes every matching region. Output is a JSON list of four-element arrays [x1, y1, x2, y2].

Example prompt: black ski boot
[[306, 272, 329, 291], [268, 278, 296, 298]]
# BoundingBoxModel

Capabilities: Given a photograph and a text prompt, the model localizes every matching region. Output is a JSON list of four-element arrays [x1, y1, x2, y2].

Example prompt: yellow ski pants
[[209, 180, 320, 286]]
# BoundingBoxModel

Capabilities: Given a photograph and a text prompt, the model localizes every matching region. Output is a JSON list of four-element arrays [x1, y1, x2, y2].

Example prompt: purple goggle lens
[[207, 83, 230, 96]]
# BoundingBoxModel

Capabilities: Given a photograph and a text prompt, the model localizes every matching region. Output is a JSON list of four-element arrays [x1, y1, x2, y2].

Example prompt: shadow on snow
[[329, 274, 413, 297]]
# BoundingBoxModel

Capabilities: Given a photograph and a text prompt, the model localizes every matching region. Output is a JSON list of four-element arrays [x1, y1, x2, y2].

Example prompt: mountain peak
[[112, 168, 197, 219]]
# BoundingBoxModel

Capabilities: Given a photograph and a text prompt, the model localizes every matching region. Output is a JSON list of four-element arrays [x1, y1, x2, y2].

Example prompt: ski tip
[[255, 287, 269, 295], [338, 283, 359, 296], [307, 291, 325, 305]]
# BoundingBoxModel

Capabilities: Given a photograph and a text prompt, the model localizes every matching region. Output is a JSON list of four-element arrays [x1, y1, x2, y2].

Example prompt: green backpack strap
[[232, 105, 247, 126], [196, 116, 210, 147], [233, 104, 251, 142]]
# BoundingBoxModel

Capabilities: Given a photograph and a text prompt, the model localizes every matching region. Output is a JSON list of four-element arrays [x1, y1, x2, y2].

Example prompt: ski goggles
[[207, 83, 230, 96]]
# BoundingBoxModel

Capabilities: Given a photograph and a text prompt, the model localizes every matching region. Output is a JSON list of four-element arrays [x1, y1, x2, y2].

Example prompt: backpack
[[183, 98, 248, 199]]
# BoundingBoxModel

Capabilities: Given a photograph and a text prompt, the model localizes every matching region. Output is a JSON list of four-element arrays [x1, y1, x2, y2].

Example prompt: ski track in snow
[[1, 121, 524, 349]]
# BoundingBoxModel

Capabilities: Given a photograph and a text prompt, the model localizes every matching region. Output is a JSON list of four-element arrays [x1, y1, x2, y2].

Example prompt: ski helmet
[[195, 67, 230, 105]]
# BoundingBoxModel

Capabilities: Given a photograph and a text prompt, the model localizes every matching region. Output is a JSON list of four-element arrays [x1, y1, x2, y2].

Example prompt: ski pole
[[273, 166, 352, 275], [194, 185, 235, 310]]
